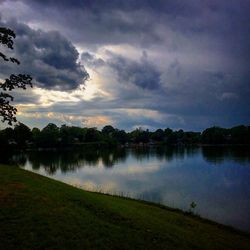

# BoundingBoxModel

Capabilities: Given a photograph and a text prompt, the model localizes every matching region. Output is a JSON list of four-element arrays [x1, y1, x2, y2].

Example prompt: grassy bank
[[0, 164, 249, 250]]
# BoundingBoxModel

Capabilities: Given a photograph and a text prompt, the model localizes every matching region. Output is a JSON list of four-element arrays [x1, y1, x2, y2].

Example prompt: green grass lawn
[[0, 164, 249, 250]]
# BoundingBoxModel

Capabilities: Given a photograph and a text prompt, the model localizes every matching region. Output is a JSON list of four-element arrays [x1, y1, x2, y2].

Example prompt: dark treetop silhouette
[[0, 27, 33, 125]]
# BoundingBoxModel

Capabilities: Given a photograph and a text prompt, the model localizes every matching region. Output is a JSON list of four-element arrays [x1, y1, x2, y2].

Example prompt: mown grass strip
[[0, 164, 249, 250]]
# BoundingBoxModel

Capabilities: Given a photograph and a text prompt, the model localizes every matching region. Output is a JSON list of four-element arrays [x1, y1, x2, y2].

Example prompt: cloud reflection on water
[[7, 146, 250, 231]]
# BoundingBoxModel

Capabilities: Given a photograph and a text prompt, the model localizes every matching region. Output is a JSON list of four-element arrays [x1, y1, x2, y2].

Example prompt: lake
[[5, 146, 250, 232]]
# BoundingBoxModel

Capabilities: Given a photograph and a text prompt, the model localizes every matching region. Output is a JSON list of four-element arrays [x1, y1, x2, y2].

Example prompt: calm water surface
[[7, 146, 250, 231]]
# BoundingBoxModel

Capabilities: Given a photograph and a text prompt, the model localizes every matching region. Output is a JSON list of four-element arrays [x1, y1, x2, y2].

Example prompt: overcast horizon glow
[[0, 0, 249, 131]]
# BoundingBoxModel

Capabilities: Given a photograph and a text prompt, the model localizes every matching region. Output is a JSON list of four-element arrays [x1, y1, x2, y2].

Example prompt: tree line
[[1, 27, 249, 149], [0, 123, 249, 149]]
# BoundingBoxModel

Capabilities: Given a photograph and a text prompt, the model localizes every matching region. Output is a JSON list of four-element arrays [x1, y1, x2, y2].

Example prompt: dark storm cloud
[[108, 52, 161, 90], [2, 1, 249, 72], [5, 0, 249, 56], [81, 52, 105, 68], [155, 70, 250, 129], [0, 19, 89, 90], [9, 0, 212, 16], [3, 0, 165, 46], [105, 57, 250, 130], [154, 68, 250, 115]]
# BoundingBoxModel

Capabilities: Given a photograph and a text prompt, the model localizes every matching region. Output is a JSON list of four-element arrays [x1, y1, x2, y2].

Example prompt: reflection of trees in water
[[130, 146, 250, 165], [11, 153, 27, 166], [201, 146, 250, 164], [24, 147, 128, 174], [26, 146, 210, 174], [185, 147, 200, 157], [130, 147, 151, 161], [4, 146, 250, 175], [130, 146, 199, 162]]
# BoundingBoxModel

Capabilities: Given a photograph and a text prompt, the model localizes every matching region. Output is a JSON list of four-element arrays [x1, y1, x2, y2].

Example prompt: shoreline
[[0, 164, 249, 249], [1, 143, 250, 153]]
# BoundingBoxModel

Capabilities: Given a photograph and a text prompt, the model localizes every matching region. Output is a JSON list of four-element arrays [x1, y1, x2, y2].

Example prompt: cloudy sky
[[0, 0, 249, 131]]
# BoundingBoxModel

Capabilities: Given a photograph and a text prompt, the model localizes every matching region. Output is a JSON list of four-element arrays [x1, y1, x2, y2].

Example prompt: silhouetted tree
[[151, 129, 164, 142], [31, 127, 41, 146], [39, 123, 60, 147], [102, 125, 115, 135], [85, 127, 101, 142], [13, 122, 32, 146], [202, 126, 228, 144], [113, 129, 128, 144], [230, 125, 250, 144], [0, 27, 33, 125]]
